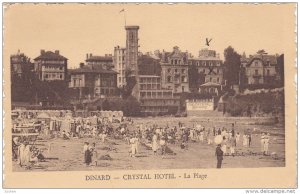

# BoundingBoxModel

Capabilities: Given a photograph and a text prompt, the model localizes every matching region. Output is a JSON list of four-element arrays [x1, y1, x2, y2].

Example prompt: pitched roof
[[246, 54, 277, 66], [34, 51, 67, 61]]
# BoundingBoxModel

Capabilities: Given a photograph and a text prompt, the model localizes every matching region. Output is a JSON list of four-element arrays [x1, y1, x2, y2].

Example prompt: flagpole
[[124, 11, 127, 26]]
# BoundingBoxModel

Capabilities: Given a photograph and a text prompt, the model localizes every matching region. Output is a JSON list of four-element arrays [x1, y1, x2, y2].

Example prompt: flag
[[119, 9, 125, 13]]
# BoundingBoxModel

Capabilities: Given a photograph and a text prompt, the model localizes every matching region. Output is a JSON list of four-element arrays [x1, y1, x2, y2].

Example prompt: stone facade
[[188, 48, 224, 94], [69, 65, 117, 99], [241, 54, 278, 85], [34, 50, 68, 81], [113, 46, 126, 87], [160, 46, 190, 93], [138, 75, 180, 115]]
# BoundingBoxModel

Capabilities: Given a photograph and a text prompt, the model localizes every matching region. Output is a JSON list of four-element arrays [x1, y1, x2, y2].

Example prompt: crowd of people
[[12, 110, 273, 170]]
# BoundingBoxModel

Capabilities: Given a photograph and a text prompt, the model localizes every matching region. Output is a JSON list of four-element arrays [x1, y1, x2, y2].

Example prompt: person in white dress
[[129, 135, 138, 157], [235, 132, 240, 146], [263, 133, 270, 155], [260, 133, 266, 153], [152, 133, 158, 155], [243, 134, 248, 147]]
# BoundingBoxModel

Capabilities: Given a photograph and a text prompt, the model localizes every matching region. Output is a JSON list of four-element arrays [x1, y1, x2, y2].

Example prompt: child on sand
[[129, 134, 139, 157]]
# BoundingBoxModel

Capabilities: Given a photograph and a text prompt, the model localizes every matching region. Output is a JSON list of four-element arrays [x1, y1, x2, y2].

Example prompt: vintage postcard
[[3, 3, 297, 188]]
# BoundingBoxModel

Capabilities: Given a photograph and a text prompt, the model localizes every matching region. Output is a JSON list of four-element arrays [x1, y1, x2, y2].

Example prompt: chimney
[[86, 53, 89, 59], [90, 53, 92, 58], [79, 63, 84, 68], [55, 50, 59, 55], [41, 49, 45, 54]]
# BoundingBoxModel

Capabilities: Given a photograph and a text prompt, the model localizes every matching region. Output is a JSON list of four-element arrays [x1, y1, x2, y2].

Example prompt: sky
[[4, 3, 294, 68]]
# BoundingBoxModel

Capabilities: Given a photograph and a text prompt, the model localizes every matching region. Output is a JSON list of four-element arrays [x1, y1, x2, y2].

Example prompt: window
[[255, 61, 258, 66], [182, 69, 186, 74], [182, 86, 185, 92], [210, 77, 212, 82], [255, 69, 259, 75], [60, 74, 62, 79], [267, 69, 270, 76], [167, 68, 171, 73], [175, 69, 178, 73], [217, 77, 220, 83], [167, 76, 172, 83], [181, 76, 186, 82]]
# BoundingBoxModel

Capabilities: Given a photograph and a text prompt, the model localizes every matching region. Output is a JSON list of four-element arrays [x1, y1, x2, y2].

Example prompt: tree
[[276, 54, 284, 87], [223, 46, 241, 87], [257, 49, 268, 55], [122, 95, 141, 116], [120, 67, 137, 99]]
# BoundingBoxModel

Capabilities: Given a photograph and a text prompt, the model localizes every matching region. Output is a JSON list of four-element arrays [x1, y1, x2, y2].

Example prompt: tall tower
[[125, 25, 140, 99], [125, 26, 139, 76]]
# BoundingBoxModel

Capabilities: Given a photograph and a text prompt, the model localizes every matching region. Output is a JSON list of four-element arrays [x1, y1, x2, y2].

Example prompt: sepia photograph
[[3, 2, 297, 188]]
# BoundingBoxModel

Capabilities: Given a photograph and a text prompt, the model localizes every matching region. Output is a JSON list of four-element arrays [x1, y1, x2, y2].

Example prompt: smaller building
[[34, 50, 68, 81], [86, 53, 113, 70], [241, 53, 279, 85], [10, 50, 33, 79], [199, 82, 222, 96], [138, 75, 180, 116], [69, 65, 117, 100]]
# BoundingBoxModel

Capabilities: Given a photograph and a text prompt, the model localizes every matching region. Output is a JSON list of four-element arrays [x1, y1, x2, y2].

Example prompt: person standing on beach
[[152, 133, 158, 155], [261, 133, 266, 154], [215, 144, 224, 168], [83, 142, 92, 166], [263, 133, 270, 155], [90, 143, 97, 166]]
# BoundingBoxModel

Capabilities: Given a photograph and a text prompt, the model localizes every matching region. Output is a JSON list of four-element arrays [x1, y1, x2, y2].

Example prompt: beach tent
[[37, 112, 51, 125]]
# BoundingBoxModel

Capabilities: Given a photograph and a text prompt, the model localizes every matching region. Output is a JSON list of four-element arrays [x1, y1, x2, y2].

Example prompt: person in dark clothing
[[83, 142, 92, 166], [231, 123, 235, 138], [217, 128, 221, 135], [248, 134, 252, 147], [215, 144, 224, 168]]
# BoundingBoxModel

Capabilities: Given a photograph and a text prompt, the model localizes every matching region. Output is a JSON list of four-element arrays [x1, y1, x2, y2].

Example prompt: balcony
[[252, 74, 262, 78]]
